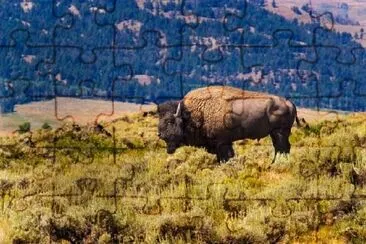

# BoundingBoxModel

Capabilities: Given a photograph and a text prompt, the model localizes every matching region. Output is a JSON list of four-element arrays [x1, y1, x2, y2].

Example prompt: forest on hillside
[[0, 0, 365, 113], [0, 111, 366, 242]]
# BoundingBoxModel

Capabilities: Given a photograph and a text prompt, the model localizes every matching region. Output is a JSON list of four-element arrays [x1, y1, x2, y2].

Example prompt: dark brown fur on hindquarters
[[157, 86, 299, 162]]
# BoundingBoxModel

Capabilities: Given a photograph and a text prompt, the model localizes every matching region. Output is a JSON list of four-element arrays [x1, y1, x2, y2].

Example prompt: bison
[[157, 86, 300, 162]]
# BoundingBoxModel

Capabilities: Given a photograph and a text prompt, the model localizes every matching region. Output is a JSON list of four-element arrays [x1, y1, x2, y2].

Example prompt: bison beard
[[157, 86, 299, 163]]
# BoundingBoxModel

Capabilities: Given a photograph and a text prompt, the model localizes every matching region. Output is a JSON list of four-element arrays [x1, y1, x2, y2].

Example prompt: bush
[[291, 6, 302, 15], [41, 122, 52, 130], [18, 122, 31, 134]]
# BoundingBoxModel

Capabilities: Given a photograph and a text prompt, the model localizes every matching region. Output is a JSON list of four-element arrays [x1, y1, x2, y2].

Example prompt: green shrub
[[303, 123, 322, 136], [41, 122, 52, 130], [18, 122, 31, 134]]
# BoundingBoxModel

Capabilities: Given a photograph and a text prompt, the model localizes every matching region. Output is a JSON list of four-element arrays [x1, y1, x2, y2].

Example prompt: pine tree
[[250, 0, 267, 7], [272, 0, 277, 8], [360, 28, 364, 39]]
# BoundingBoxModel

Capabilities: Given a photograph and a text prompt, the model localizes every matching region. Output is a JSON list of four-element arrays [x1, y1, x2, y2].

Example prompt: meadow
[[0, 110, 365, 243]]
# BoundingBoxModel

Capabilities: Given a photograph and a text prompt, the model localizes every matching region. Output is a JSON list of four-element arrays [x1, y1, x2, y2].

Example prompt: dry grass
[[0, 108, 365, 243]]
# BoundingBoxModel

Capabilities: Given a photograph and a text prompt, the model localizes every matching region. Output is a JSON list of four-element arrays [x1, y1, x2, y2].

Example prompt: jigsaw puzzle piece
[[0, 178, 16, 214], [180, 1, 251, 46], [349, 144, 366, 197], [349, 47, 366, 98], [108, 33, 183, 103], [94, 0, 197, 49], [0, 29, 55, 113], [0, 30, 53, 112], [113, 31, 173, 102], [52, 0, 116, 63], [297, 46, 366, 111], [0, 77, 32, 114], [285, 199, 321, 240], [308, 10, 362, 65], [0, 77, 31, 100], [232, 30, 318, 107], [0, 1, 71, 46], [36, 47, 133, 123], [163, 43, 243, 99], [176, 1, 273, 80], [0, 29, 53, 84]]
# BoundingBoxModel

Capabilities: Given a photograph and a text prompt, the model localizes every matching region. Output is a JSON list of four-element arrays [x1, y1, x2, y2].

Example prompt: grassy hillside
[[0, 111, 365, 243]]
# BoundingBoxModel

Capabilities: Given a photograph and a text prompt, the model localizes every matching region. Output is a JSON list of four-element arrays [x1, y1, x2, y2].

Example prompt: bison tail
[[295, 116, 309, 129], [288, 100, 308, 129], [296, 116, 301, 127]]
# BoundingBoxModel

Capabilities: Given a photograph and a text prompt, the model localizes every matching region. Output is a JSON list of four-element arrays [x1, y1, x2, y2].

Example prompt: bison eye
[[166, 119, 175, 125]]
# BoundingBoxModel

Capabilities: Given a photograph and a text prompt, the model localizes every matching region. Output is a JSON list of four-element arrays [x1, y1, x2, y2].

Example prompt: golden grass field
[[0, 99, 365, 243]]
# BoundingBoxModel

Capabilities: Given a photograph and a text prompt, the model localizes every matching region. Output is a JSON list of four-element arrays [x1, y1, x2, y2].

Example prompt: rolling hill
[[265, 0, 366, 46], [0, 0, 365, 113]]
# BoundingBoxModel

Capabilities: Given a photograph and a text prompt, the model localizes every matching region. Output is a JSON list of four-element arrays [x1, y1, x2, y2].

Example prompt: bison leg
[[270, 128, 291, 155], [216, 143, 235, 163]]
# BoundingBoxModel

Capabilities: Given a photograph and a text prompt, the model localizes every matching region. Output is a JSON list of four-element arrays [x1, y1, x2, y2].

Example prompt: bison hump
[[184, 86, 271, 102]]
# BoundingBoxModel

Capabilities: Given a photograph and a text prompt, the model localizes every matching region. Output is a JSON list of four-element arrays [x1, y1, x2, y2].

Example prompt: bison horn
[[352, 166, 360, 175], [174, 101, 182, 117], [271, 151, 278, 164]]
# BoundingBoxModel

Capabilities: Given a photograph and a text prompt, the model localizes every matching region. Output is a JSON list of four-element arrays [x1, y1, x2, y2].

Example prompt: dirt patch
[[0, 98, 156, 136], [296, 108, 349, 123]]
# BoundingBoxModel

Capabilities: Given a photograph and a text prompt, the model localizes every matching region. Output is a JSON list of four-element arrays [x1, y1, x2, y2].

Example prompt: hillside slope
[[0, 0, 365, 113], [265, 0, 366, 46]]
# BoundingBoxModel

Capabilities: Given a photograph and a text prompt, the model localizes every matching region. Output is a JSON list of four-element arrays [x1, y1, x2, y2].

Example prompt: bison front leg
[[216, 143, 235, 163]]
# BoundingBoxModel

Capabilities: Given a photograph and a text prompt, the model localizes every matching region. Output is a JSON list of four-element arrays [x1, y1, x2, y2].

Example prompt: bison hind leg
[[216, 144, 235, 163], [270, 129, 291, 156]]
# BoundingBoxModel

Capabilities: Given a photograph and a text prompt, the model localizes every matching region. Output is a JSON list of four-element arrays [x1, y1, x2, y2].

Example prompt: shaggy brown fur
[[183, 86, 281, 138], [158, 86, 299, 162]]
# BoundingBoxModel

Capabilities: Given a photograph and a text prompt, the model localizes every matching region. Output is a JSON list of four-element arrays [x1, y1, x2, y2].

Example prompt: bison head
[[157, 101, 184, 154]]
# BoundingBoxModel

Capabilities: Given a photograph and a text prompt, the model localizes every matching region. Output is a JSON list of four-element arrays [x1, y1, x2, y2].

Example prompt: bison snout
[[167, 148, 176, 154]]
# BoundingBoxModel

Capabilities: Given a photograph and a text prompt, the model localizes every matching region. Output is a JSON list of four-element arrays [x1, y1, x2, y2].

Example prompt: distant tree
[[42, 122, 52, 130], [361, 28, 364, 39], [249, 0, 267, 7], [340, 3, 349, 11], [272, 0, 277, 8], [165, 0, 176, 11], [291, 6, 302, 15], [301, 3, 312, 13], [144, 0, 154, 10]]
